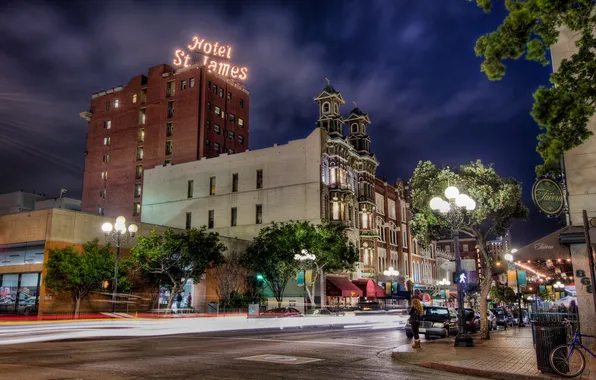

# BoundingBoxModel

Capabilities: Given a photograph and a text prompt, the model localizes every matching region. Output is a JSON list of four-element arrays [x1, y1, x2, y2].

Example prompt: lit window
[[137, 146, 144, 161], [102, 154, 109, 163], [209, 177, 216, 195], [134, 183, 142, 197], [139, 109, 146, 125], [133, 202, 141, 216], [101, 171, 108, 180], [213, 84, 218, 94], [135, 165, 142, 178], [132, 94, 137, 103], [227, 92, 232, 101], [238, 118, 244, 127], [215, 106, 221, 116], [219, 88, 223, 97], [181, 80, 187, 90], [98, 207, 104, 216], [100, 189, 107, 199], [114, 99, 119, 108], [103, 137, 110, 146], [104, 120, 111, 129], [138, 128, 145, 142], [463, 244, 469, 252], [190, 78, 195, 88]]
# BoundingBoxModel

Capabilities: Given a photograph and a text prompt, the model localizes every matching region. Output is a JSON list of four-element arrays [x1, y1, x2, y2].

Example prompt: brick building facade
[[80, 63, 250, 222]]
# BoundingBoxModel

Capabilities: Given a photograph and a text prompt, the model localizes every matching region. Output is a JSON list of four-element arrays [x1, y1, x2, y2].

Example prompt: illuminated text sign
[[173, 36, 248, 81]]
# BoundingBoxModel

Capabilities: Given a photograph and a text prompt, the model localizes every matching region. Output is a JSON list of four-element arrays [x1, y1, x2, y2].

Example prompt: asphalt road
[[0, 326, 484, 380]]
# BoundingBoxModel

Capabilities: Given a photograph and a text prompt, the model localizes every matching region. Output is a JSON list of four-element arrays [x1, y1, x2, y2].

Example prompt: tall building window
[[138, 128, 145, 142], [135, 164, 142, 178], [213, 84, 218, 94], [141, 88, 147, 103], [166, 122, 173, 136], [206, 120, 210, 130], [181, 80, 187, 90], [238, 118, 244, 127], [166, 81, 175, 97], [186, 212, 192, 229], [214, 106, 221, 116], [99, 189, 106, 199], [228, 131, 235, 140], [132, 94, 137, 103], [139, 108, 146, 125], [256, 169, 263, 189], [227, 92, 232, 101], [164, 159, 171, 165], [134, 183, 142, 198], [255, 205, 262, 224], [463, 244, 469, 252], [101, 171, 108, 180], [231, 207, 237, 227], [167, 101, 174, 118], [219, 88, 224, 97], [165, 140, 173, 155], [238, 135, 244, 145], [208, 80, 211, 89], [190, 78, 195, 88], [103, 137, 110, 146], [104, 120, 111, 129], [102, 154, 109, 163], [208, 210, 214, 229], [98, 207, 104, 216], [232, 173, 238, 192], [209, 177, 216, 195], [114, 99, 119, 108], [207, 102, 211, 110], [402, 231, 408, 248], [228, 148, 234, 155], [106, 100, 110, 110], [206, 140, 211, 151], [229, 113, 235, 123], [136, 146, 144, 161], [240, 99, 244, 108], [214, 124, 221, 135], [214, 142, 220, 152], [402, 205, 407, 221], [133, 202, 141, 216], [187, 180, 194, 198]]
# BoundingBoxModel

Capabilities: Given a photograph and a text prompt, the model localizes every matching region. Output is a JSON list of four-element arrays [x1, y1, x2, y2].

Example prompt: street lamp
[[102, 216, 138, 313], [383, 267, 399, 298], [505, 249, 523, 327], [553, 281, 565, 290], [295, 249, 316, 311], [430, 185, 476, 347]]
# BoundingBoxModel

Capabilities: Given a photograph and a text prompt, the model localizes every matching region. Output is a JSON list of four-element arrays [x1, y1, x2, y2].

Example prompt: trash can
[[532, 321, 567, 373]]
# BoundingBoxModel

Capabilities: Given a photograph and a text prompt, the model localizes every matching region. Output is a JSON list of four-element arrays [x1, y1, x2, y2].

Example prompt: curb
[[391, 351, 550, 380]]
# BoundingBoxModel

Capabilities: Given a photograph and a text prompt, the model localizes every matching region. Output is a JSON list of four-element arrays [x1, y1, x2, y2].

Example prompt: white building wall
[[141, 129, 324, 240]]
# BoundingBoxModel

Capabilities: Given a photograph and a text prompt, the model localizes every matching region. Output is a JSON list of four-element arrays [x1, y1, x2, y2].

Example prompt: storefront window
[[0, 242, 45, 266], [0, 274, 18, 313], [0, 273, 41, 314]]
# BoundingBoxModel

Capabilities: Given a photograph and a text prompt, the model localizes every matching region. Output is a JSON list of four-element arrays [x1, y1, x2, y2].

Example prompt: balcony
[[330, 220, 354, 229], [79, 111, 92, 121], [329, 183, 354, 193]]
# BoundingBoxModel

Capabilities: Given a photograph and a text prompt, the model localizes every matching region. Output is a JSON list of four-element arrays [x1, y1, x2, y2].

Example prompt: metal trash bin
[[532, 321, 567, 373]]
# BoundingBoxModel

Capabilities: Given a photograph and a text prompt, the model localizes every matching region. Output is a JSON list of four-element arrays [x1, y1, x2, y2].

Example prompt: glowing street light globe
[[445, 186, 459, 200], [439, 201, 450, 214], [504, 253, 513, 262], [101, 222, 113, 233], [466, 198, 476, 211], [430, 197, 444, 210], [116, 216, 126, 226], [456, 194, 470, 208]]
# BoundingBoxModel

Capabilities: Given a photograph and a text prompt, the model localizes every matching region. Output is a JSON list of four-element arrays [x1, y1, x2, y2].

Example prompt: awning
[[352, 279, 387, 298], [515, 228, 571, 261], [326, 276, 363, 298]]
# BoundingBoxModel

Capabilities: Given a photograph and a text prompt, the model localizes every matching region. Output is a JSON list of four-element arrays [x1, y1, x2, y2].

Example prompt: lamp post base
[[454, 333, 474, 347]]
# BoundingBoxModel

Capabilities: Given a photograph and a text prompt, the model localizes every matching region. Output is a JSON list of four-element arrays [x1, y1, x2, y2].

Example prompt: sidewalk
[[392, 327, 595, 380]]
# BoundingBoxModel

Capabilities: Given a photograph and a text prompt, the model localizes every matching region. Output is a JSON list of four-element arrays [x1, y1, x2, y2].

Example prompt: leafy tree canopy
[[471, 0, 596, 175], [45, 239, 117, 315], [131, 227, 226, 308]]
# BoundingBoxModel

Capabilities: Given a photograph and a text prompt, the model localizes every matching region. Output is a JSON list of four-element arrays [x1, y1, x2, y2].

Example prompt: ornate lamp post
[[430, 185, 476, 347], [295, 249, 316, 311], [505, 249, 524, 327], [101, 216, 138, 313]]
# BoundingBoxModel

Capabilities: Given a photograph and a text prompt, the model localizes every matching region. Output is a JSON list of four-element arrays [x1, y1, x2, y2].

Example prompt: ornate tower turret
[[344, 102, 372, 155], [313, 79, 345, 137]]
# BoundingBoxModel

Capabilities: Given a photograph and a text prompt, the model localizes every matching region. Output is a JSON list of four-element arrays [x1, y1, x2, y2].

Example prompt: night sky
[[0, 0, 561, 245]]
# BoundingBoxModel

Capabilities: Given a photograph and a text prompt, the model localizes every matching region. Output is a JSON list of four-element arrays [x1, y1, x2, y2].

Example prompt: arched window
[[334, 103, 339, 114], [323, 102, 330, 113], [351, 123, 358, 134]]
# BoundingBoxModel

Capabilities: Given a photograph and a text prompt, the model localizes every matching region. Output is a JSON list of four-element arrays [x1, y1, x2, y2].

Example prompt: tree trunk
[[167, 285, 179, 309], [479, 265, 491, 340], [74, 297, 81, 318], [319, 269, 325, 308]]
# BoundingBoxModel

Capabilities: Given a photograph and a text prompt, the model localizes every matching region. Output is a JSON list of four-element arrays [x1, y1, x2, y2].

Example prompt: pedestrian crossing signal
[[102, 280, 110, 289]]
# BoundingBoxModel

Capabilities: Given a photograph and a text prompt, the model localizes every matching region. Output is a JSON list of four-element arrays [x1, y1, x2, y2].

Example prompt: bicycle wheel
[[550, 344, 586, 378]]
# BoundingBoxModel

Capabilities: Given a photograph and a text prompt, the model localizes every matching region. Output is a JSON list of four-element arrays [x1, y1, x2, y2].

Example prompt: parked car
[[405, 306, 458, 339], [304, 308, 345, 317], [456, 308, 480, 333], [261, 307, 302, 317], [487, 310, 497, 331], [512, 309, 529, 326], [491, 308, 513, 328], [358, 300, 382, 311]]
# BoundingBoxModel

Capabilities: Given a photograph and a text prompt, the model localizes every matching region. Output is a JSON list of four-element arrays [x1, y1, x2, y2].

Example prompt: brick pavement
[[392, 327, 596, 380]]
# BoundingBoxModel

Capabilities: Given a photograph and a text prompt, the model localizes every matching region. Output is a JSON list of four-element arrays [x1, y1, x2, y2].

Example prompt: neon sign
[[173, 36, 248, 81]]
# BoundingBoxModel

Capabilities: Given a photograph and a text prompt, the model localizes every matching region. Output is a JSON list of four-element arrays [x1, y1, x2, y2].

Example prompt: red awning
[[352, 279, 387, 298], [326, 276, 363, 297]]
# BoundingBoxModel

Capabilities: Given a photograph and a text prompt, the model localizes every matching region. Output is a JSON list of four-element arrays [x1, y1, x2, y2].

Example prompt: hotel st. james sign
[[532, 177, 564, 216], [173, 36, 248, 81]]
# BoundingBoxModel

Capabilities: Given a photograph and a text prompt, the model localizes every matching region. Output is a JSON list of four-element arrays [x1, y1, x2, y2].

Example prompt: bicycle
[[549, 321, 596, 377]]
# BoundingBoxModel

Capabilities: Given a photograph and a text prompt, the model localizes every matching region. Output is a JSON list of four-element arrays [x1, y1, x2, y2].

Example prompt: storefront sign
[[173, 36, 248, 81], [532, 178, 564, 216]]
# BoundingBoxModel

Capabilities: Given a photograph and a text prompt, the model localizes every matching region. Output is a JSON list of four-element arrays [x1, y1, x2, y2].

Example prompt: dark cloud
[[0, 0, 559, 244]]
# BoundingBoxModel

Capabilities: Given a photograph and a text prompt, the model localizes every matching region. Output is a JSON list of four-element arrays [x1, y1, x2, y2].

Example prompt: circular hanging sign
[[532, 178, 564, 216]]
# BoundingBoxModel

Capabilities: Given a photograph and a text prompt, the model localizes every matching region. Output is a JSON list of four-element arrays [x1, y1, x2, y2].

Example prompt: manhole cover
[[236, 354, 322, 365]]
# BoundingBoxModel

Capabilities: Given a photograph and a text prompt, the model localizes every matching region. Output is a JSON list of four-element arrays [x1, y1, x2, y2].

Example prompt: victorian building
[[141, 82, 413, 279]]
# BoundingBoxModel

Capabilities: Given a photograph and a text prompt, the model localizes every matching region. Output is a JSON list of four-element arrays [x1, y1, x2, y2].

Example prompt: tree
[[242, 222, 305, 308], [490, 286, 516, 305], [131, 227, 226, 309], [409, 160, 528, 339], [119, 258, 165, 310], [470, 0, 596, 175], [213, 251, 246, 311], [45, 239, 115, 317]]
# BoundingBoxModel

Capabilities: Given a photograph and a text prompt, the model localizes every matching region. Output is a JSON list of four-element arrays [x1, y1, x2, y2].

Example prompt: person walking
[[176, 293, 183, 309], [186, 293, 192, 309], [409, 298, 424, 349]]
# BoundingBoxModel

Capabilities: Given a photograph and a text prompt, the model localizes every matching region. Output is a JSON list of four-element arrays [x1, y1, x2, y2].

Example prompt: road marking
[[236, 354, 322, 365], [213, 336, 392, 349]]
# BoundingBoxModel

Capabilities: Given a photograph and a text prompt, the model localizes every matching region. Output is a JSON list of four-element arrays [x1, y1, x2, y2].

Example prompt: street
[[0, 326, 484, 380]]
